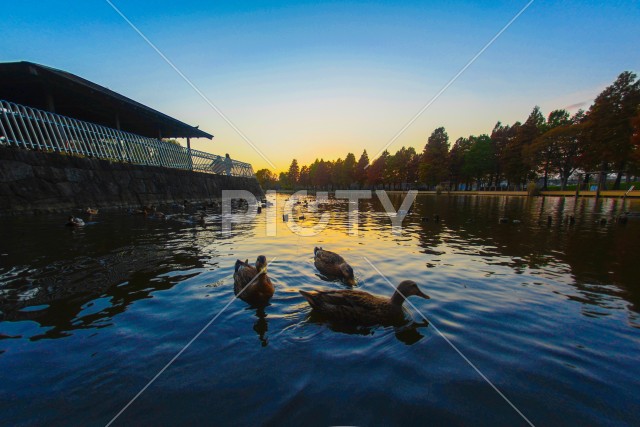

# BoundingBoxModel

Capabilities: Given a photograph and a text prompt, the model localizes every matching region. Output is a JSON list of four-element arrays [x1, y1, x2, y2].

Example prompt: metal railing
[[0, 99, 255, 178]]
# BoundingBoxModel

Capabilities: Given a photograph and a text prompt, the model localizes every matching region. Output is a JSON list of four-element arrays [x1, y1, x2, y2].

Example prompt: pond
[[1, 193, 639, 426]]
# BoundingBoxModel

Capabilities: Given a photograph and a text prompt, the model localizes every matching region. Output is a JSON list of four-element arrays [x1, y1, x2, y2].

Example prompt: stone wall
[[0, 147, 264, 215]]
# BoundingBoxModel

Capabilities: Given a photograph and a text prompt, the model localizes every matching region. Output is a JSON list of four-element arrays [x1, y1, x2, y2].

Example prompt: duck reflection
[[306, 310, 428, 345], [251, 306, 269, 347]]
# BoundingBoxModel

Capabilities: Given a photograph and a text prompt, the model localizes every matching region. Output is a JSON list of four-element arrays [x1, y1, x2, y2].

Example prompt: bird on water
[[233, 255, 275, 305], [313, 247, 357, 287], [299, 280, 430, 326]]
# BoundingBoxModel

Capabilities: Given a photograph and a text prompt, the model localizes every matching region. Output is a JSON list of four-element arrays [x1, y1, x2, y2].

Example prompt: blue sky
[[3, 0, 639, 171]]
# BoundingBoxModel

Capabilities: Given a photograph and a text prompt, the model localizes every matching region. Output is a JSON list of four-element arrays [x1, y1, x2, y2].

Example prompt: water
[[1, 194, 639, 426]]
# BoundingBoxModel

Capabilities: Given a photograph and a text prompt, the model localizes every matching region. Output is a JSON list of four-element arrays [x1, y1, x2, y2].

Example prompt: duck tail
[[299, 290, 318, 308]]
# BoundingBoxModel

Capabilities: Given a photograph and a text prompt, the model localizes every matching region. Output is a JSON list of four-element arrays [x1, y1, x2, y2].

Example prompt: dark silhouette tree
[[367, 151, 388, 188], [299, 165, 310, 188], [449, 137, 472, 190], [343, 152, 356, 188], [287, 159, 300, 188], [255, 168, 278, 189], [419, 127, 450, 187], [355, 150, 370, 187], [503, 106, 544, 187]]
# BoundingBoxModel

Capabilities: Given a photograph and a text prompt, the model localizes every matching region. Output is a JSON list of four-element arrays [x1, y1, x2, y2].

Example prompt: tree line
[[256, 71, 640, 191]]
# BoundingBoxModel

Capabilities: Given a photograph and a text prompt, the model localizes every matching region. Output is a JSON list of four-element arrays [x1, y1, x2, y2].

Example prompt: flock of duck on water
[[65, 201, 210, 227], [65, 204, 430, 325], [234, 247, 430, 326]]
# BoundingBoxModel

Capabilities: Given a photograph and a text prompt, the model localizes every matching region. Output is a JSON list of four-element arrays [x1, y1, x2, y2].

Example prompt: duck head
[[396, 280, 430, 300], [255, 255, 268, 274], [341, 263, 357, 286]]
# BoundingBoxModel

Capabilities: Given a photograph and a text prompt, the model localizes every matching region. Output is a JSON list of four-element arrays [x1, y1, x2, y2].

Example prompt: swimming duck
[[131, 206, 152, 215], [299, 280, 429, 325], [147, 205, 165, 219], [85, 207, 98, 215], [234, 255, 274, 305], [314, 247, 356, 286], [66, 216, 85, 227]]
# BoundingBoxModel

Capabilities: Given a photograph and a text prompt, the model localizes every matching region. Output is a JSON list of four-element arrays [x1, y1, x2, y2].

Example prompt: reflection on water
[[1, 194, 639, 426]]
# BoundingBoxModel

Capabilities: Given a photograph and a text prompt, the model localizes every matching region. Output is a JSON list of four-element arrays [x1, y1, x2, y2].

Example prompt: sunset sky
[[3, 0, 639, 172]]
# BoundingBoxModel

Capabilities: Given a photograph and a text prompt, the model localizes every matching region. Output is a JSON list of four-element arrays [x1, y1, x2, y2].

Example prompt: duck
[[233, 255, 274, 305], [148, 205, 165, 219], [131, 206, 152, 215], [314, 247, 356, 286], [85, 207, 98, 215], [299, 280, 430, 326], [66, 216, 85, 227]]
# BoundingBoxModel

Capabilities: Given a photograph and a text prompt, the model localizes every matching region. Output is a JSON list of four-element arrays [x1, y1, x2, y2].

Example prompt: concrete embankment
[[0, 147, 264, 215]]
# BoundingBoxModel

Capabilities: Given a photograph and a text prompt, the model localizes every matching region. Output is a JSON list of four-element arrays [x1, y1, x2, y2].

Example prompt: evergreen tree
[[449, 137, 472, 189], [287, 159, 300, 188], [355, 150, 370, 187], [343, 152, 356, 187], [367, 151, 388, 188], [419, 127, 450, 186]]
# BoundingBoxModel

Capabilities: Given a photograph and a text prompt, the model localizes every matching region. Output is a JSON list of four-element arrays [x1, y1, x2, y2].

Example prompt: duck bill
[[345, 278, 357, 287], [417, 290, 430, 299]]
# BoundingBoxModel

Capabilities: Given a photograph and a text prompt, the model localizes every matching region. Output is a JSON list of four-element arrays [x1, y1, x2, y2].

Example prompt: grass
[[545, 181, 640, 191]]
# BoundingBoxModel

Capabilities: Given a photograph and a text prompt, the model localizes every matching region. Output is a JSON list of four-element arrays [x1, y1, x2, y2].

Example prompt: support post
[[187, 137, 193, 171]]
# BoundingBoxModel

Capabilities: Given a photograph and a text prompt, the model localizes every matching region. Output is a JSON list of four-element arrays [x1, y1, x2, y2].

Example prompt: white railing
[[0, 100, 254, 178]]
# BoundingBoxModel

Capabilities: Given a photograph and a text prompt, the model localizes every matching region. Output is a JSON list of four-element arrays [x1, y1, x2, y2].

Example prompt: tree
[[287, 159, 300, 188], [419, 127, 450, 186], [355, 150, 369, 187], [333, 157, 345, 187], [530, 110, 586, 189], [490, 122, 512, 186], [406, 147, 420, 186], [308, 159, 331, 189], [278, 171, 289, 188], [503, 106, 544, 187], [255, 168, 277, 189], [525, 109, 570, 189], [343, 152, 356, 188], [582, 71, 640, 189], [631, 108, 640, 176], [449, 137, 472, 189], [367, 151, 388, 188], [463, 134, 494, 188], [390, 146, 418, 187]]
